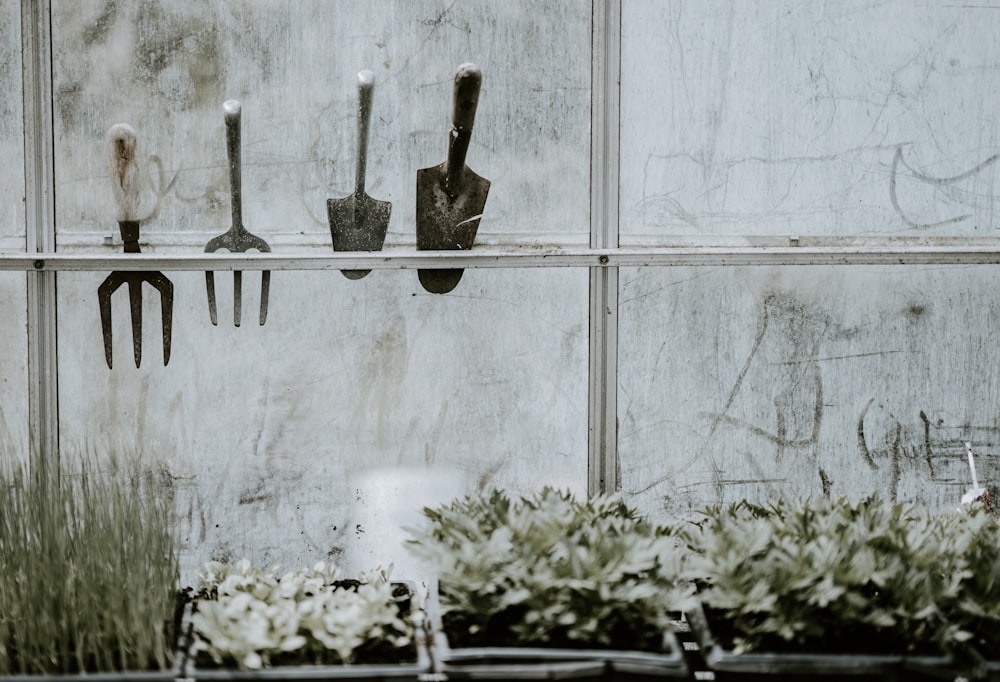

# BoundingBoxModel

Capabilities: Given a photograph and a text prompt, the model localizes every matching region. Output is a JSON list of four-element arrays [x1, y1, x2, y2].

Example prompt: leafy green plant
[[192, 560, 417, 670], [931, 508, 1000, 653], [0, 456, 181, 674], [406, 487, 695, 652], [683, 496, 967, 655]]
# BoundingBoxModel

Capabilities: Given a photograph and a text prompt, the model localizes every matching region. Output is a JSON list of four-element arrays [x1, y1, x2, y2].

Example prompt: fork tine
[[205, 271, 218, 326], [155, 274, 173, 365], [259, 271, 270, 325], [98, 276, 115, 369], [127, 278, 143, 368], [233, 270, 243, 327]]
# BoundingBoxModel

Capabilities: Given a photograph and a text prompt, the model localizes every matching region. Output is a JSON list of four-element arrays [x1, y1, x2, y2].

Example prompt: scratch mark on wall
[[776, 350, 913, 365], [703, 369, 823, 450], [238, 479, 271, 505], [890, 422, 902, 503], [628, 296, 769, 497], [819, 468, 833, 497], [476, 456, 506, 492], [920, 410, 935, 476], [857, 397, 879, 471], [141, 155, 178, 223], [889, 145, 1000, 229]]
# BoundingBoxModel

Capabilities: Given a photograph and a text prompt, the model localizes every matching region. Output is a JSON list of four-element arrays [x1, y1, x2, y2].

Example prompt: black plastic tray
[[687, 603, 954, 681], [437, 631, 689, 681]]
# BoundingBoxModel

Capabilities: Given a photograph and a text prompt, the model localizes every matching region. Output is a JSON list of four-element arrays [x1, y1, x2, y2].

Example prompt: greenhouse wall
[[6, 0, 1000, 580]]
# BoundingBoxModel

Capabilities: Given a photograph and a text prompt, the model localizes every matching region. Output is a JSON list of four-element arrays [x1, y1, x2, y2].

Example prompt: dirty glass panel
[[1, 2, 24, 249], [621, 1, 1000, 240], [52, 0, 591, 582], [57, 268, 588, 580], [1, 6, 28, 464], [0, 274, 30, 463], [51, 1, 591, 250], [618, 265, 1000, 522]]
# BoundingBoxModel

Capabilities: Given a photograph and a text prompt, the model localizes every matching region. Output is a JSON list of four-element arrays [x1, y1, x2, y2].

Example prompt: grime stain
[[819, 468, 833, 497], [904, 302, 927, 320], [238, 480, 272, 505], [81, 0, 118, 45]]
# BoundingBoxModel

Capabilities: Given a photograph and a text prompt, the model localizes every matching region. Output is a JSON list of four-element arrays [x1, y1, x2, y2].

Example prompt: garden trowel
[[328, 69, 391, 280], [416, 63, 490, 294]]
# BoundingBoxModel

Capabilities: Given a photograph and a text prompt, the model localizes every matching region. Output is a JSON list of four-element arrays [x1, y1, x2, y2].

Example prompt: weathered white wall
[[620, 1, 1000, 239], [47, 1, 591, 580], [0, 3, 23, 248], [6, 0, 1000, 580], [2, 4, 28, 459], [619, 1, 1000, 519], [51, 1, 591, 246]]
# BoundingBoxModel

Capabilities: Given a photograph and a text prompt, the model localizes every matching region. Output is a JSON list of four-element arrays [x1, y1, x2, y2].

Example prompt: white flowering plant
[[191, 560, 417, 670]]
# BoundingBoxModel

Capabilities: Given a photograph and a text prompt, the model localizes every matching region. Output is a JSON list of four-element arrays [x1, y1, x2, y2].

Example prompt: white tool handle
[[107, 123, 140, 222]]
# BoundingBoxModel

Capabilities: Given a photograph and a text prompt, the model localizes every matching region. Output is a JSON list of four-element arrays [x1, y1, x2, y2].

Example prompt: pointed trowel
[[328, 69, 391, 280], [416, 63, 490, 294]]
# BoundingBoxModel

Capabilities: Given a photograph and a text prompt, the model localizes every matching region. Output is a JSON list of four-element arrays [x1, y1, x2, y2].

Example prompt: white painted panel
[[57, 267, 588, 580], [618, 2, 1000, 515], [0, 6, 28, 463], [51, 1, 591, 245], [50, 1, 593, 580], [1, 3, 24, 245], [619, 265, 1000, 518], [0, 273, 29, 461], [621, 1, 1000, 239]]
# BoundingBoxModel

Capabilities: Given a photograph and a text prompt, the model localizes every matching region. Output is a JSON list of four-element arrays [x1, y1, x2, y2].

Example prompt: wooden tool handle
[[355, 69, 375, 196], [107, 123, 140, 222], [223, 100, 243, 230], [446, 63, 482, 193], [451, 63, 482, 133]]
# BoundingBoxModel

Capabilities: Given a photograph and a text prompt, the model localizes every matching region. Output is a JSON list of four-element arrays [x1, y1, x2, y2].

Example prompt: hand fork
[[205, 100, 271, 326], [99, 124, 173, 369]]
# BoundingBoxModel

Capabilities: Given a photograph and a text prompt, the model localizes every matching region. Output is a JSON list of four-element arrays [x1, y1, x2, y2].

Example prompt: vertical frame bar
[[22, 0, 59, 477], [589, 0, 621, 494]]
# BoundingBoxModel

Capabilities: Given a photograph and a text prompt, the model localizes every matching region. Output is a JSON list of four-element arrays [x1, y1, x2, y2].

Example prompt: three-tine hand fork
[[204, 100, 271, 326], [98, 124, 173, 369]]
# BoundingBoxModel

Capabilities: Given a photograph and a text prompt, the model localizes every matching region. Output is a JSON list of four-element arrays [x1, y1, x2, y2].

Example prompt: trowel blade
[[328, 191, 391, 280], [415, 162, 490, 294]]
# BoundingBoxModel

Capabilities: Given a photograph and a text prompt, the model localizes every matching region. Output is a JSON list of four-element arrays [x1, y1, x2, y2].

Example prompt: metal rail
[[4, 245, 1000, 271]]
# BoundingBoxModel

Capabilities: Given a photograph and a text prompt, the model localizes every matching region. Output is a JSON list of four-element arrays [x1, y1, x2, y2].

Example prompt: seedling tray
[[438, 630, 689, 681], [687, 603, 953, 681]]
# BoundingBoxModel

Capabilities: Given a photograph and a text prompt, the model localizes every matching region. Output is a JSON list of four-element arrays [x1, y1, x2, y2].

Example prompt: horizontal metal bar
[[3, 245, 1000, 272]]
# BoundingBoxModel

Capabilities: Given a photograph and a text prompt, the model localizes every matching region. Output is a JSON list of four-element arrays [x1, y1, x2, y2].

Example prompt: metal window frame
[[19, 0, 1000, 495], [22, 0, 59, 481]]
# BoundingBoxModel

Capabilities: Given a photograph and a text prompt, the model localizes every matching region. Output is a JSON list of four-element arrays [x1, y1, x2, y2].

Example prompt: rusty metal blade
[[415, 163, 490, 294], [127, 279, 143, 368], [328, 193, 391, 279], [234, 270, 243, 327], [328, 70, 391, 280], [98, 275, 118, 369], [150, 272, 173, 366], [259, 271, 270, 325], [415, 64, 489, 294], [205, 271, 218, 326]]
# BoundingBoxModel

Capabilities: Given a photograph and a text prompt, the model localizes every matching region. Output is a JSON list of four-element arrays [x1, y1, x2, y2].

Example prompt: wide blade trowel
[[416, 63, 490, 294]]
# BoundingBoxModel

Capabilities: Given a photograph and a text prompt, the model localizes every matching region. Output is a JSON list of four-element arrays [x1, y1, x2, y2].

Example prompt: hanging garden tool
[[328, 69, 391, 280], [204, 100, 271, 326], [98, 124, 174, 370], [416, 63, 490, 294]]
